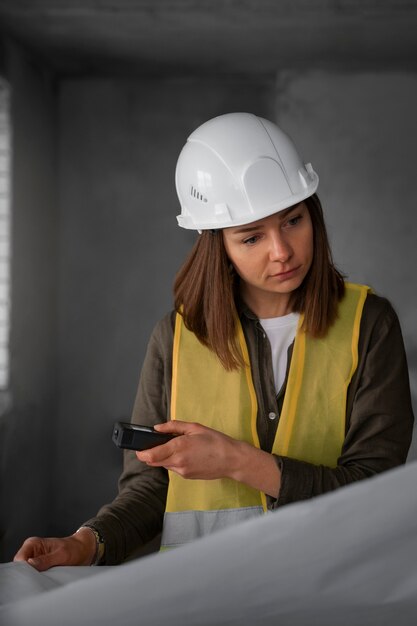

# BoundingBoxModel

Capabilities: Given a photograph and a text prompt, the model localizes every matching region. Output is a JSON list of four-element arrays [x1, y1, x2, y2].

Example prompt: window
[[0, 78, 11, 390]]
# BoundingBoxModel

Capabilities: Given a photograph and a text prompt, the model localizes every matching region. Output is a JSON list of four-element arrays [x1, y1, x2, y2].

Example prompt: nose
[[269, 231, 292, 263]]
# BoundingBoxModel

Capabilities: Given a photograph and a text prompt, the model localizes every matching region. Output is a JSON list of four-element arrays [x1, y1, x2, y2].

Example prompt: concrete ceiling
[[0, 0, 417, 77]]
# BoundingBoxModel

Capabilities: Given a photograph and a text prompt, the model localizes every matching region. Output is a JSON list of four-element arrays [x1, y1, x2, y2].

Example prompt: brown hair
[[174, 194, 345, 371]]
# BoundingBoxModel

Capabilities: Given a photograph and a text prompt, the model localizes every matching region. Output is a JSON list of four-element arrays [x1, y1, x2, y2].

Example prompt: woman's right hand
[[13, 527, 97, 571]]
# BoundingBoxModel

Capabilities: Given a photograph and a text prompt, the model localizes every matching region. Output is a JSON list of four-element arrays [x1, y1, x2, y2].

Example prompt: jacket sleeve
[[81, 314, 173, 565], [275, 296, 415, 507]]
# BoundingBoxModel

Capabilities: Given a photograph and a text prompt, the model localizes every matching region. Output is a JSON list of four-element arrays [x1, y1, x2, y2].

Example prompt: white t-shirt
[[259, 312, 300, 394]]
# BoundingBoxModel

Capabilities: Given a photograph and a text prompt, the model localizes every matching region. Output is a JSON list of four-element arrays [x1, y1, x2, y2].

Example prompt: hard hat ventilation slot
[[190, 186, 208, 203]]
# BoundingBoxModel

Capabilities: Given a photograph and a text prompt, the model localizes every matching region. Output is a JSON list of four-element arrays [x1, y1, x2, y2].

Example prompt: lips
[[270, 266, 301, 279]]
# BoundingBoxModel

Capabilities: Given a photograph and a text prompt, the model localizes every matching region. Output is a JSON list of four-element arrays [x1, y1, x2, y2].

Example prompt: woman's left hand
[[136, 421, 240, 480], [136, 421, 281, 498]]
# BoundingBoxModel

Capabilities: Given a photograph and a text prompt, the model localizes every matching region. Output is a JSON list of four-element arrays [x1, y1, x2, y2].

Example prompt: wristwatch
[[77, 525, 105, 565]]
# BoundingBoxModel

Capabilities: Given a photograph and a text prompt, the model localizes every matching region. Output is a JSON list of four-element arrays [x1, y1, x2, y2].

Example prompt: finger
[[154, 421, 202, 436], [14, 550, 32, 562], [14, 538, 43, 562], [27, 543, 70, 572], [137, 440, 176, 464], [27, 553, 59, 572]]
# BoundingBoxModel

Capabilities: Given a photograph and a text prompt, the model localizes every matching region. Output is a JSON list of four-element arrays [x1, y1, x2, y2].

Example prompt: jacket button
[[268, 412, 277, 420]]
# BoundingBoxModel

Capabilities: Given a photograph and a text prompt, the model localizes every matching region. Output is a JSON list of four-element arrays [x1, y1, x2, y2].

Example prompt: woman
[[14, 112, 414, 568]]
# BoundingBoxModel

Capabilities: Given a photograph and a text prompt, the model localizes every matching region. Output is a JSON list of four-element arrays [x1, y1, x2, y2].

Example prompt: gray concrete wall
[[0, 42, 58, 560]]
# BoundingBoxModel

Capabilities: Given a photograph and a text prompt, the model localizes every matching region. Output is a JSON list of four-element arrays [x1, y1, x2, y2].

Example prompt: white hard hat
[[175, 112, 319, 231]]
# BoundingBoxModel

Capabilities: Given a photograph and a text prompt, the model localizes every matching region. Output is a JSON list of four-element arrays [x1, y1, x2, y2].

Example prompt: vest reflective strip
[[170, 311, 182, 422], [237, 316, 262, 457], [162, 506, 264, 549]]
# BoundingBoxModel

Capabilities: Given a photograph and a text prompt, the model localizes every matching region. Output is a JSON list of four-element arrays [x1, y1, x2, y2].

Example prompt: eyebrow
[[230, 205, 301, 235]]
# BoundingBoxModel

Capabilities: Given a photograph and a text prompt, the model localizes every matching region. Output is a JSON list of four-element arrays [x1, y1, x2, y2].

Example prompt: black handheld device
[[112, 421, 175, 451]]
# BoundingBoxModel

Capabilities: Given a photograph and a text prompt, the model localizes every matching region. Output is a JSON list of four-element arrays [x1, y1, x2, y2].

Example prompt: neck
[[240, 284, 292, 318]]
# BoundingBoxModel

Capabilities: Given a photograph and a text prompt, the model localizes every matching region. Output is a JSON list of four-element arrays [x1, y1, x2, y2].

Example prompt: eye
[[243, 235, 260, 245], [285, 214, 302, 228]]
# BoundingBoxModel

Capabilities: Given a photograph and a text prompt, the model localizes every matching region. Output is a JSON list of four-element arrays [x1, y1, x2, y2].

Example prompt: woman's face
[[222, 202, 313, 317]]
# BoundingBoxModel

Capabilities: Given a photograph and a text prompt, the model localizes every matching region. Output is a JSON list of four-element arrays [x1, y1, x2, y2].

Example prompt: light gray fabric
[[161, 505, 265, 547], [1, 462, 417, 625], [0, 563, 106, 606]]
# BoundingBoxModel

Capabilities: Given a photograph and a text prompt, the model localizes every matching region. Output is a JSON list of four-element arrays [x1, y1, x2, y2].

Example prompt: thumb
[[155, 420, 201, 436], [27, 552, 60, 572]]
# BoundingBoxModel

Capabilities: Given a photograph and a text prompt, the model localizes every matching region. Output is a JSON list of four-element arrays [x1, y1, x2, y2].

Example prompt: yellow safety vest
[[161, 283, 369, 549]]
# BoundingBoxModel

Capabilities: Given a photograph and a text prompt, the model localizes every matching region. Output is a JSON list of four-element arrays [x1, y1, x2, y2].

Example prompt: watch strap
[[77, 525, 105, 565]]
